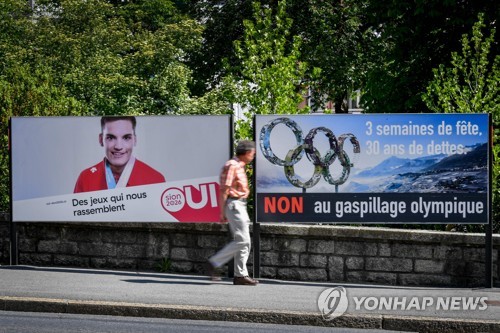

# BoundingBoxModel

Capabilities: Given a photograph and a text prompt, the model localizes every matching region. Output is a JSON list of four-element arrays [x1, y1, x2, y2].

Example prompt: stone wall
[[259, 224, 499, 287], [0, 219, 498, 287]]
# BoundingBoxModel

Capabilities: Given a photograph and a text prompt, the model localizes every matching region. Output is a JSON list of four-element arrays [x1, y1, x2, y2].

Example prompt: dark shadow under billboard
[[255, 114, 490, 224], [11, 115, 232, 222]]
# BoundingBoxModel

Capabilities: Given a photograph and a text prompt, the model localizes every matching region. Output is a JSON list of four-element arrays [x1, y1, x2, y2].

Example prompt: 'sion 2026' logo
[[161, 182, 219, 222]]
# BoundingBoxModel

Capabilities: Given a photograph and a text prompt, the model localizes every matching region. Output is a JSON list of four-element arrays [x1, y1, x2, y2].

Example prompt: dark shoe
[[233, 276, 258, 286], [205, 262, 221, 281]]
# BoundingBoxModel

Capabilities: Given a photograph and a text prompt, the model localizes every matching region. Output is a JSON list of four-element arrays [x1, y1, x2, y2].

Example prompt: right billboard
[[255, 114, 490, 224]]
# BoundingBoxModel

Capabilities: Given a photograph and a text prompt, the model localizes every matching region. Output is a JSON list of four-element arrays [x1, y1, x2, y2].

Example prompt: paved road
[[0, 266, 499, 332], [0, 311, 412, 333]]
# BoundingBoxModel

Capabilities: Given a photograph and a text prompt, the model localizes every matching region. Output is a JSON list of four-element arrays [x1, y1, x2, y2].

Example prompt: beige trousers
[[209, 198, 251, 277]]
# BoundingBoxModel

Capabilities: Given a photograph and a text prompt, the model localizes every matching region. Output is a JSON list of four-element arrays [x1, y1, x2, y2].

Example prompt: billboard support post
[[252, 221, 261, 279], [486, 216, 493, 288], [252, 115, 261, 279], [227, 114, 235, 279], [8, 118, 18, 265], [9, 222, 18, 265], [485, 118, 493, 288]]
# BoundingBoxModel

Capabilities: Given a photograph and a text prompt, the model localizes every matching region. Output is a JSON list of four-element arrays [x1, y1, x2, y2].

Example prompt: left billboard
[[10, 116, 232, 222]]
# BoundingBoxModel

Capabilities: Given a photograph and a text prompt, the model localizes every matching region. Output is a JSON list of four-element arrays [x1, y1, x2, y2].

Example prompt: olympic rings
[[284, 145, 323, 188], [323, 149, 350, 185], [304, 127, 338, 167], [259, 117, 360, 189], [259, 117, 303, 166]]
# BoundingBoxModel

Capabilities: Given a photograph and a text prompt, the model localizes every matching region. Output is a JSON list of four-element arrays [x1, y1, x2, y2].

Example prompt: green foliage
[[0, 62, 86, 212], [179, 87, 234, 115], [294, 0, 372, 113], [186, 0, 498, 115], [2, 0, 498, 235], [223, 0, 308, 140], [423, 13, 500, 232], [0, 0, 202, 116], [423, 14, 499, 117], [493, 144, 500, 230], [362, 0, 498, 113], [184, 0, 255, 96], [0, 0, 203, 212], [155, 257, 172, 273], [30, 0, 201, 115]]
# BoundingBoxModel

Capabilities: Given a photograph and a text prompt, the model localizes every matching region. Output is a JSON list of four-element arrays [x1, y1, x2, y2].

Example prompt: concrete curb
[[1, 296, 499, 333]]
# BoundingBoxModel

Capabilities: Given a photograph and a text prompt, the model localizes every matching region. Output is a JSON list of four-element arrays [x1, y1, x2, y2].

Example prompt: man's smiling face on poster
[[99, 119, 136, 170]]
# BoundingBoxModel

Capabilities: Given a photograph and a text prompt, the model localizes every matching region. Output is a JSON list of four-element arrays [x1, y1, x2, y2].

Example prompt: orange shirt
[[220, 157, 249, 199]]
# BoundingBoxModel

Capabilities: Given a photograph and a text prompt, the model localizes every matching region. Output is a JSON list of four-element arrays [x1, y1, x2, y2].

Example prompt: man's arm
[[218, 186, 229, 222], [219, 162, 236, 222]]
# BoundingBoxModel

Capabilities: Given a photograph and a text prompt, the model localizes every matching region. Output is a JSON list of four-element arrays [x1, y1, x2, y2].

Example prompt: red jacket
[[74, 159, 165, 193]]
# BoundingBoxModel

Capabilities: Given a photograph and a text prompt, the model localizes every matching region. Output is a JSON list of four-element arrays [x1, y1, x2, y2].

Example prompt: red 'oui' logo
[[161, 182, 219, 222]]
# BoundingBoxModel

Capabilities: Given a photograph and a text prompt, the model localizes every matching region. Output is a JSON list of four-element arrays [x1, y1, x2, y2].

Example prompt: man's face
[[99, 120, 136, 168], [241, 149, 256, 164]]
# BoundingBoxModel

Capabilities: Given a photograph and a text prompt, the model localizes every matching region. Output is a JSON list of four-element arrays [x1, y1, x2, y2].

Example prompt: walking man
[[207, 140, 258, 285]]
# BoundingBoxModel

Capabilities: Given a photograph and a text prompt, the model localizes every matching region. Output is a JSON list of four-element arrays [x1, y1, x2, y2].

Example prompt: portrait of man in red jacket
[[74, 116, 165, 193]]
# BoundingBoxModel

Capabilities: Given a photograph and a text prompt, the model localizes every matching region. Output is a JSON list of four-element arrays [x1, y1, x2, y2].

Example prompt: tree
[[186, 0, 373, 113], [423, 13, 499, 118], [362, 0, 498, 113], [289, 0, 373, 113], [0, 62, 86, 212], [179, 87, 233, 115], [422, 13, 499, 231], [223, 1, 307, 140], [29, 0, 202, 115], [0, 0, 203, 212], [184, 0, 281, 97], [0, 1, 85, 212]]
